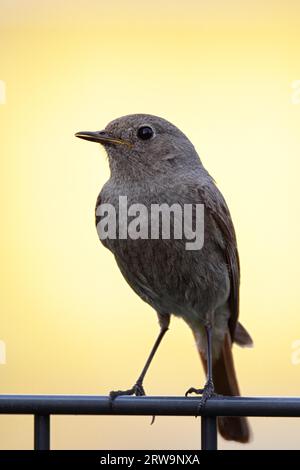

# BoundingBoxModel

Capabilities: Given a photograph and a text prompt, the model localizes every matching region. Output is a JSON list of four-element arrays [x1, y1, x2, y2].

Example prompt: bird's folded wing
[[197, 183, 240, 341]]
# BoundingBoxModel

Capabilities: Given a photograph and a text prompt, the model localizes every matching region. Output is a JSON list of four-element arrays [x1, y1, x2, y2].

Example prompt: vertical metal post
[[201, 415, 217, 450], [34, 414, 50, 450]]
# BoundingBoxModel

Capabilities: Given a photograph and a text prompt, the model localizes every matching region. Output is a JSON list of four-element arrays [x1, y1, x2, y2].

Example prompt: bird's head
[[75, 114, 201, 179]]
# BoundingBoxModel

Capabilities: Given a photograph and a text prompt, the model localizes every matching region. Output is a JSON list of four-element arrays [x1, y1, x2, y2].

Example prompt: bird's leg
[[185, 323, 216, 408], [110, 313, 170, 400]]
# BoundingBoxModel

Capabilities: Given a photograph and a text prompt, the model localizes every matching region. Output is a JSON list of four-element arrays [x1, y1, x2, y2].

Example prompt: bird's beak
[[75, 130, 131, 147]]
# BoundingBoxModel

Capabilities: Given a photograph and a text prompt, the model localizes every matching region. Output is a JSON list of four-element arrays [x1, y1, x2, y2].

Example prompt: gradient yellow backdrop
[[0, 0, 300, 449]]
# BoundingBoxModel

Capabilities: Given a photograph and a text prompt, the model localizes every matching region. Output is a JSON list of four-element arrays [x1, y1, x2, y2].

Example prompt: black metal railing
[[0, 395, 300, 450]]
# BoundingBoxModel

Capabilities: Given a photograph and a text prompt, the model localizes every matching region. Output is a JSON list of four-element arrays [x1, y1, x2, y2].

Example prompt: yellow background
[[0, 0, 300, 449]]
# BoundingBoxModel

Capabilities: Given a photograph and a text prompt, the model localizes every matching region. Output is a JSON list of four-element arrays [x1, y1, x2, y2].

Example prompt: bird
[[75, 114, 253, 443]]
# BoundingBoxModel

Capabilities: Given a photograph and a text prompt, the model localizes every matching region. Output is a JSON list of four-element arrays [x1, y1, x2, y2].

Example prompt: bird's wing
[[198, 183, 240, 341]]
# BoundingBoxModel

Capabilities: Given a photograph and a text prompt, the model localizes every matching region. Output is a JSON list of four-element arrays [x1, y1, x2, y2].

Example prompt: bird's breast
[[95, 183, 229, 319]]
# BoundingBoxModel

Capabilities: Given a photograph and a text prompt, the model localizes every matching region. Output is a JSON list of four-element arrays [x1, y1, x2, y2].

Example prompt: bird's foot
[[185, 379, 216, 414], [109, 382, 157, 424], [109, 381, 146, 400]]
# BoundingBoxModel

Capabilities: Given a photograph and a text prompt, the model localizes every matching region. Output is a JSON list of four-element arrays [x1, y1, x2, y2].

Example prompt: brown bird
[[76, 113, 253, 443]]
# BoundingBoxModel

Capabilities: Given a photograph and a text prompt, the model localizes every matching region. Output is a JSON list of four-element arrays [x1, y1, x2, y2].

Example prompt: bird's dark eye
[[137, 126, 154, 140]]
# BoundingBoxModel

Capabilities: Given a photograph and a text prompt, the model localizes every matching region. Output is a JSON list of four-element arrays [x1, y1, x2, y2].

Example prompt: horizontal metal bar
[[0, 395, 300, 417]]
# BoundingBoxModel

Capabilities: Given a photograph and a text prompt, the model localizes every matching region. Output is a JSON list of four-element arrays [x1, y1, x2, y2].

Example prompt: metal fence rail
[[0, 395, 300, 450]]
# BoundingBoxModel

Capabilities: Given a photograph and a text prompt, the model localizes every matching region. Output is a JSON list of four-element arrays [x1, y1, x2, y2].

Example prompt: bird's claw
[[109, 382, 146, 400], [185, 387, 205, 397], [185, 380, 216, 415], [109, 383, 157, 425]]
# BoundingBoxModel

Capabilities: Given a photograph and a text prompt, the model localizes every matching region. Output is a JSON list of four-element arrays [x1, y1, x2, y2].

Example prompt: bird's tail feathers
[[234, 322, 253, 348]]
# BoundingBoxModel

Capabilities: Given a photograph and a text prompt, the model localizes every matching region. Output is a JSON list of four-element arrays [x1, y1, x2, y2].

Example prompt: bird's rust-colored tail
[[198, 331, 251, 443]]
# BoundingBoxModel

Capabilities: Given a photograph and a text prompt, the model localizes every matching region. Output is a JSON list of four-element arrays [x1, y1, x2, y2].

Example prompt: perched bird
[[75, 114, 253, 443]]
